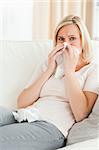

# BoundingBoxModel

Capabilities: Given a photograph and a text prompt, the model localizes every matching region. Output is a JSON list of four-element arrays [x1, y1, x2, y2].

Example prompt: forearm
[[64, 73, 89, 122], [17, 69, 52, 108]]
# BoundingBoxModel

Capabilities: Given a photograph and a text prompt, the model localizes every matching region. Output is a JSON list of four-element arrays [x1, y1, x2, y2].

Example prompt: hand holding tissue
[[54, 42, 68, 78], [56, 42, 68, 65], [54, 42, 80, 78]]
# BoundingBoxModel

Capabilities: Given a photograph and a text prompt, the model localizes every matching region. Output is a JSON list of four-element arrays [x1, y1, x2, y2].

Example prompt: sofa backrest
[[0, 40, 99, 109], [0, 40, 53, 108]]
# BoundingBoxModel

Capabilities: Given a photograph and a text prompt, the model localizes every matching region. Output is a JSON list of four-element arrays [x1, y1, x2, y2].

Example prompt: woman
[[0, 15, 98, 150]]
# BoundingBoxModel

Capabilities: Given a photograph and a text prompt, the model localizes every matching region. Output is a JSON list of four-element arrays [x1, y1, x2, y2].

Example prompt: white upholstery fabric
[[57, 138, 99, 150], [0, 40, 52, 108]]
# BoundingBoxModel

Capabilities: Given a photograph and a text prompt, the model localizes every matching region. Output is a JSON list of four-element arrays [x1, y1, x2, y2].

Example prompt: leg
[[0, 121, 66, 150], [0, 106, 17, 127]]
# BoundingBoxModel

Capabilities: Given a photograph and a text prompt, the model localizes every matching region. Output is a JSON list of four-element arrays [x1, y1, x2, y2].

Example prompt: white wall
[[0, 4, 3, 40], [94, 7, 99, 39], [0, 0, 99, 41], [0, 0, 33, 41]]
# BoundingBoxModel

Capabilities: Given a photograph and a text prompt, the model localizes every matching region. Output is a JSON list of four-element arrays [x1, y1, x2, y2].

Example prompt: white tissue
[[55, 42, 67, 78], [13, 107, 42, 123], [74, 47, 80, 55], [56, 42, 68, 65]]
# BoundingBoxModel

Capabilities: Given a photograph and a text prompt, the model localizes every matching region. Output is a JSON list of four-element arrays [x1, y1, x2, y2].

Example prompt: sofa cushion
[[67, 95, 99, 145]]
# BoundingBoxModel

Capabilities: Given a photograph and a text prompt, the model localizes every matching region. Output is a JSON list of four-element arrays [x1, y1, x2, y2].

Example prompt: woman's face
[[56, 24, 82, 53]]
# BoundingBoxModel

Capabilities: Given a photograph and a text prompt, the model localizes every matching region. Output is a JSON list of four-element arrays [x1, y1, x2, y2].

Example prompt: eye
[[69, 37, 76, 41], [57, 36, 65, 42]]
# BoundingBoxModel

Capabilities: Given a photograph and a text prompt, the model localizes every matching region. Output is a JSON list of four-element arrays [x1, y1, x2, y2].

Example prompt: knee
[[0, 106, 16, 126]]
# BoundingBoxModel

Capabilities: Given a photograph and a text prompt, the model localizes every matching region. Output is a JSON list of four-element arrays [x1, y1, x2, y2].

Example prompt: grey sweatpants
[[0, 107, 66, 150]]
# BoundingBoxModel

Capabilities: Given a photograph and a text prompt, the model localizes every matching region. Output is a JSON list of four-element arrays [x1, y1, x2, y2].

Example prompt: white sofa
[[0, 40, 99, 150]]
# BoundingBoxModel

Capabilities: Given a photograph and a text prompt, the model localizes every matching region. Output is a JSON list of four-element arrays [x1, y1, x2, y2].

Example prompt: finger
[[49, 45, 63, 58], [53, 50, 64, 61], [48, 44, 64, 58], [63, 49, 69, 59]]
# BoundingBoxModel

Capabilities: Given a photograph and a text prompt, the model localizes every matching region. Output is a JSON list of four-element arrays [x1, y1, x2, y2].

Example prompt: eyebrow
[[68, 35, 75, 37], [57, 35, 76, 38]]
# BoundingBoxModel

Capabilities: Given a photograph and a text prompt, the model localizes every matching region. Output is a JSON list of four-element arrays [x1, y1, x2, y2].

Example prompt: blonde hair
[[54, 15, 93, 63]]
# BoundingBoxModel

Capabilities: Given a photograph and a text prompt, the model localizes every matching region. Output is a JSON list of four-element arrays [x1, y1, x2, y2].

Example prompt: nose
[[64, 38, 69, 44]]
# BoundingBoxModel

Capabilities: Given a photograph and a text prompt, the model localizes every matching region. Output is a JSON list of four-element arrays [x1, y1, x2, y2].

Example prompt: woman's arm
[[17, 69, 52, 109], [63, 44, 98, 122], [64, 73, 98, 122], [17, 44, 64, 109]]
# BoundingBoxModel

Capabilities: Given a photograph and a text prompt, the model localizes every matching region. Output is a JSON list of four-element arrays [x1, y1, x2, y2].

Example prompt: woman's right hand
[[47, 44, 64, 75]]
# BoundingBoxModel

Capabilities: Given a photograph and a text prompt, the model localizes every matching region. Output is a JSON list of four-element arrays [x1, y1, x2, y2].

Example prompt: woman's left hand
[[63, 43, 80, 74]]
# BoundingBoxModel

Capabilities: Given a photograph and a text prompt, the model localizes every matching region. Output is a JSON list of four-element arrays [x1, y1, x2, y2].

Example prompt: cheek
[[57, 41, 64, 45], [56, 41, 60, 45]]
